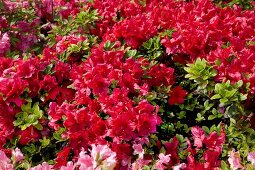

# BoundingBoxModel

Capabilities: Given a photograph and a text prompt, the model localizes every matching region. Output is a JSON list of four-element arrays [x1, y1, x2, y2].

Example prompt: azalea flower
[[77, 149, 93, 170], [78, 145, 117, 170], [248, 151, 255, 165], [12, 148, 24, 163], [168, 86, 187, 105], [154, 153, 171, 170], [60, 161, 76, 170], [29, 162, 53, 170], [132, 144, 144, 158], [172, 163, 187, 170], [131, 158, 151, 170], [91, 144, 117, 170], [228, 150, 243, 170], [0, 32, 10, 54], [0, 150, 14, 170]]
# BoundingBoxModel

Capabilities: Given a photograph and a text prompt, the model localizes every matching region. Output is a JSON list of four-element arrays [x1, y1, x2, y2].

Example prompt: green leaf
[[196, 113, 205, 122], [221, 160, 229, 170], [236, 80, 243, 88], [211, 94, 221, 100], [208, 115, 216, 120], [125, 49, 137, 58], [225, 89, 237, 98], [142, 166, 151, 170], [24, 144, 36, 153], [230, 118, 237, 124], [14, 102, 43, 130], [219, 98, 228, 104], [39, 137, 50, 148], [104, 41, 115, 50], [53, 128, 66, 141], [240, 94, 247, 101], [34, 123, 43, 131], [202, 126, 210, 134]]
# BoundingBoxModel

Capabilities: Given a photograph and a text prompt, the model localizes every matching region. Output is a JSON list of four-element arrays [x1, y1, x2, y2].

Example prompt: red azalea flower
[[137, 113, 159, 136], [203, 149, 222, 168], [168, 86, 187, 105], [0, 77, 28, 101], [109, 115, 135, 141], [111, 143, 133, 167], [16, 126, 40, 145], [39, 75, 58, 92], [165, 137, 180, 166], [55, 147, 71, 168], [203, 129, 225, 150], [89, 75, 110, 95]]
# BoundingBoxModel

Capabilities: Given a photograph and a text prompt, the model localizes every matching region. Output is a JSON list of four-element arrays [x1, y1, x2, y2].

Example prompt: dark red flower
[[55, 147, 71, 168], [111, 143, 132, 167], [165, 137, 180, 166], [168, 86, 187, 105], [16, 126, 41, 145], [109, 115, 135, 141], [89, 75, 110, 95]]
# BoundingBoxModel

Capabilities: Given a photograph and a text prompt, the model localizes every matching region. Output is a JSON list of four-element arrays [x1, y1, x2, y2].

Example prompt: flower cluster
[[0, 0, 255, 169]]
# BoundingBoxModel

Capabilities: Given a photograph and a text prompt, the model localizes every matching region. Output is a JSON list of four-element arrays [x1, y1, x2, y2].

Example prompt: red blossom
[[55, 147, 71, 168], [165, 137, 180, 166], [16, 126, 41, 145], [168, 86, 187, 105], [109, 115, 136, 141]]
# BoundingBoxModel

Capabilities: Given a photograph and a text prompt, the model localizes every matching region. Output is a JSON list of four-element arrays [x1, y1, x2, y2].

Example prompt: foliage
[[0, 0, 255, 169]]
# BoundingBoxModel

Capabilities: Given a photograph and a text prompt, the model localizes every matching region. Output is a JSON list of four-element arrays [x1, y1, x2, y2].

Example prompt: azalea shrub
[[1, 0, 255, 169]]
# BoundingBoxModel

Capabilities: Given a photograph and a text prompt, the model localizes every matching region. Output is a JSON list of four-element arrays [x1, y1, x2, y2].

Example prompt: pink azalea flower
[[248, 151, 255, 165], [228, 150, 243, 170], [77, 149, 93, 170], [78, 145, 116, 170], [155, 153, 171, 170], [132, 144, 144, 158], [131, 158, 151, 170], [0, 150, 10, 163], [172, 163, 187, 170], [134, 83, 149, 95], [0, 32, 10, 54], [29, 162, 53, 170], [0, 150, 14, 170], [91, 144, 117, 170], [12, 148, 24, 163], [191, 126, 205, 148], [60, 161, 76, 170]]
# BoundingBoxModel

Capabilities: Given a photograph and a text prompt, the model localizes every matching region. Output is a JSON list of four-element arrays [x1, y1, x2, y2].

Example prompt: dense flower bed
[[0, 0, 255, 169]]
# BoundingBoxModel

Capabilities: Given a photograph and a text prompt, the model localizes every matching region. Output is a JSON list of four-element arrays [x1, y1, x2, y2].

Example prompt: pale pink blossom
[[77, 149, 93, 170], [133, 144, 144, 158], [77, 145, 116, 170], [91, 144, 117, 170], [248, 151, 255, 165], [228, 150, 243, 170], [134, 83, 149, 95], [60, 161, 76, 170], [172, 163, 187, 170], [154, 153, 171, 170], [29, 162, 53, 170], [134, 137, 149, 145], [12, 148, 24, 163], [0, 150, 14, 170], [0, 32, 10, 54], [131, 158, 151, 170]]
